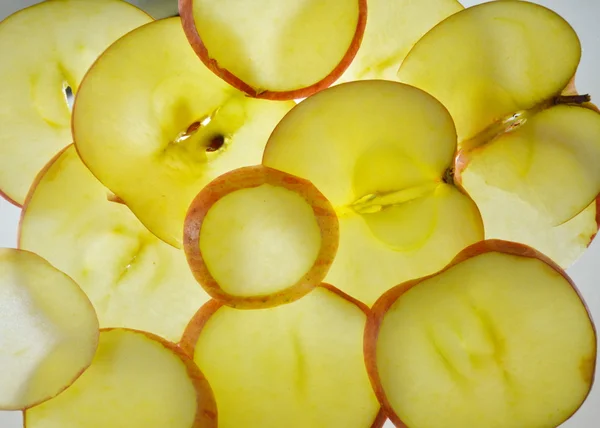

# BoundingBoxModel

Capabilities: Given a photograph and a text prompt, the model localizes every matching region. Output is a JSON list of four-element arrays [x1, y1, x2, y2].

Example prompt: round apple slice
[[263, 80, 484, 305], [25, 328, 217, 428], [366, 240, 596, 428], [179, 0, 366, 100], [0, 0, 152, 206], [184, 166, 338, 309], [181, 285, 383, 428], [73, 18, 294, 248], [0, 249, 98, 410]]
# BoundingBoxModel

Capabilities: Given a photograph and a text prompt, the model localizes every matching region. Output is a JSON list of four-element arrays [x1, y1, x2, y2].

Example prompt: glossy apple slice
[[25, 328, 217, 428], [0, 0, 152, 206], [263, 80, 483, 305], [181, 285, 384, 428], [184, 166, 338, 309], [19, 145, 210, 343], [0, 249, 98, 410], [179, 0, 366, 99], [74, 18, 294, 248], [366, 240, 596, 428]]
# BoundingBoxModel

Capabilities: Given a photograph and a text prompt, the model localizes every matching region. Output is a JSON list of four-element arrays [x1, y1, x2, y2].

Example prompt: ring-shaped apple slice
[[0, 0, 152, 206], [73, 18, 294, 248], [184, 166, 339, 309], [179, 0, 366, 99], [263, 80, 483, 306], [180, 285, 384, 428], [19, 145, 210, 343], [366, 240, 596, 428], [0, 249, 98, 410], [24, 328, 217, 428]]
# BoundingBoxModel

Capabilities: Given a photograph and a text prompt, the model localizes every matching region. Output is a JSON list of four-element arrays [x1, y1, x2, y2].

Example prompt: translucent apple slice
[[73, 18, 294, 248], [19, 145, 210, 343], [184, 166, 338, 309], [179, 0, 366, 99], [0, 249, 98, 410], [0, 0, 152, 206], [366, 240, 596, 428], [263, 80, 483, 305], [180, 285, 383, 428], [25, 328, 217, 428]]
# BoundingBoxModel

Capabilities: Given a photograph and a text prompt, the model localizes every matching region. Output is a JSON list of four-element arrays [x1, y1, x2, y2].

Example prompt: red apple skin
[[183, 165, 339, 310], [179, 283, 386, 428], [364, 239, 597, 428], [178, 0, 367, 100]]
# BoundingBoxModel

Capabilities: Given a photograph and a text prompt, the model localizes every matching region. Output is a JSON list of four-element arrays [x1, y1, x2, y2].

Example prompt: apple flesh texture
[[19, 146, 210, 343], [73, 18, 294, 248], [25, 329, 217, 428], [180, 0, 365, 99], [181, 286, 381, 428], [263, 80, 483, 306], [367, 241, 596, 428], [0, 0, 152, 206], [0, 249, 98, 410]]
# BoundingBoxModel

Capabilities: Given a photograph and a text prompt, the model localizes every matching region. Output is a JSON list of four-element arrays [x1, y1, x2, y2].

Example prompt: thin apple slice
[[184, 166, 338, 309], [263, 80, 483, 305], [181, 285, 383, 428], [25, 328, 217, 428], [73, 18, 294, 248], [19, 145, 210, 343], [366, 240, 596, 428], [0, 0, 152, 206], [0, 249, 98, 410], [179, 0, 366, 99]]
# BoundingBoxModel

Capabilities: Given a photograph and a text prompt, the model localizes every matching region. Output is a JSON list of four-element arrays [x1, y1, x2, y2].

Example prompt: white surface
[[1, 0, 599, 427]]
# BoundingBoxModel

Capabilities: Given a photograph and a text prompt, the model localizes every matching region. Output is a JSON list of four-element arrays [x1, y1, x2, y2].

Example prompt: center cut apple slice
[[0, 0, 152, 206], [24, 328, 217, 428], [73, 18, 294, 248], [263, 80, 484, 305], [184, 166, 338, 309], [366, 240, 596, 428]]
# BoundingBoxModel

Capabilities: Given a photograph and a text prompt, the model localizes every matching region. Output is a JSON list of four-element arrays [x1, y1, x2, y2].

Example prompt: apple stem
[[554, 94, 591, 105], [107, 193, 125, 205], [443, 167, 454, 184]]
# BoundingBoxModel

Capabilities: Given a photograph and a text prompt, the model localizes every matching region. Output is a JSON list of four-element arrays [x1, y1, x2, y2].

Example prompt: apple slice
[[25, 328, 217, 428], [180, 285, 384, 428], [0, 0, 152, 206], [0, 249, 98, 410], [73, 18, 294, 248], [263, 80, 483, 305], [179, 0, 366, 100], [366, 240, 596, 428], [184, 166, 338, 309], [19, 145, 210, 343]]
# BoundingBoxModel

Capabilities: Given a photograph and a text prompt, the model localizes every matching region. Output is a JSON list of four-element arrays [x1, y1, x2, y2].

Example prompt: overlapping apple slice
[[0, 0, 153, 206], [365, 240, 597, 428], [25, 328, 217, 428], [179, 0, 366, 99], [0, 249, 98, 410], [180, 285, 383, 428], [184, 166, 338, 309], [19, 145, 210, 343], [263, 80, 483, 305], [73, 18, 294, 248]]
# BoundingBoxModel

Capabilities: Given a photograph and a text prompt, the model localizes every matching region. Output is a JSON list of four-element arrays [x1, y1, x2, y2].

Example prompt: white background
[[0, 0, 598, 427]]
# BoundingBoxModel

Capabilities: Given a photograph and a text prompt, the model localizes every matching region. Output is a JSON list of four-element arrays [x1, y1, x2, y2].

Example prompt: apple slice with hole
[[73, 18, 294, 248], [179, 0, 366, 100], [263, 80, 484, 306], [19, 145, 210, 342], [365, 240, 596, 428], [184, 165, 339, 309], [180, 285, 384, 428], [25, 328, 217, 428], [0, 0, 153, 207], [0, 249, 98, 410]]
